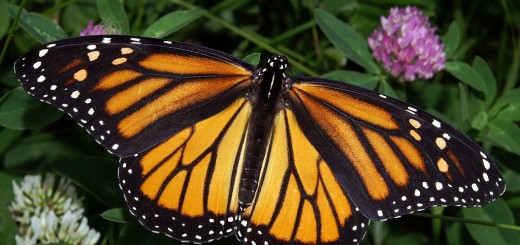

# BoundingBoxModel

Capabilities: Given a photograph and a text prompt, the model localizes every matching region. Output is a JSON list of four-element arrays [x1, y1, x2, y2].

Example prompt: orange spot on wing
[[229, 135, 248, 213], [112, 57, 128, 65], [140, 128, 191, 175], [60, 58, 83, 74], [94, 70, 142, 90], [437, 158, 449, 173], [362, 127, 409, 186], [436, 137, 447, 150], [294, 84, 399, 130], [73, 69, 87, 81], [157, 170, 187, 210], [87, 51, 100, 61], [319, 160, 352, 226], [447, 151, 465, 176], [295, 200, 317, 243], [390, 136, 425, 173], [249, 112, 289, 226], [409, 119, 421, 128], [410, 130, 421, 141], [207, 102, 251, 215], [106, 77, 173, 115], [286, 111, 319, 195], [316, 181, 340, 242], [269, 175, 300, 241], [181, 154, 211, 217], [182, 99, 247, 164], [139, 53, 251, 76], [140, 150, 181, 200], [121, 47, 134, 54]]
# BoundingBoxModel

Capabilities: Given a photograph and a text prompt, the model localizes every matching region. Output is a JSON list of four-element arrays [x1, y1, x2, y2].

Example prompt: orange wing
[[286, 77, 506, 220], [15, 36, 254, 157], [17, 36, 506, 245], [119, 98, 252, 242], [236, 109, 369, 245], [16, 36, 261, 243]]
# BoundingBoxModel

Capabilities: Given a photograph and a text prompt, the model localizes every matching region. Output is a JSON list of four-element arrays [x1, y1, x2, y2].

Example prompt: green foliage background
[[0, 0, 519, 245]]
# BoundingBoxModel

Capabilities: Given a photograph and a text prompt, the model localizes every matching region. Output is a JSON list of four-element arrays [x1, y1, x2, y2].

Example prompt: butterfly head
[[253, 55, 289, 103], [266, 55, 288, 71], [255, 54, 289, 81]]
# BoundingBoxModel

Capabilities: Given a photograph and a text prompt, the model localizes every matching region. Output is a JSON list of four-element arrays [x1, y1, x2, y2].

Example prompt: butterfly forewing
[[286, 77, 506, 219], [14, 36, 254, 157]]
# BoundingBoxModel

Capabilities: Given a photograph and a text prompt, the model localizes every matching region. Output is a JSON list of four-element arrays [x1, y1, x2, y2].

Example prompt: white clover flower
[[9, 174, 100, 245]]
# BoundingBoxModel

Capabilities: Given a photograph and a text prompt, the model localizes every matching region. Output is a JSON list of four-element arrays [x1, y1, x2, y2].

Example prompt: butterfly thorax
[[239, 55, 288, 206]]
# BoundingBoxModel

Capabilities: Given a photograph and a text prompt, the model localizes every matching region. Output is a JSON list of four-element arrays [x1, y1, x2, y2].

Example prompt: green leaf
[[0, 232, 6, 245], [382, 233, 429, 245], [445, 221, 469, 245], [495, 103, 520, 121], [463, 199, 520, 245], [443, 21, 460, 58], [101, 208, 136, 223], [378, 80, 399, 99], [116, 224, 176, 245], [370, 221, 389, 245], [501, 165, 520, 192], [0, 172, 20, 245], [142, 9, 205, 38], [8, 4, 67, 43], [60, 4, 97, 34], [0, 66, 19, 88], [506, 196, 520, 217], [446, 61, 487, 93], [0, 0, 9, 37], [473, 56, 496, 109], [499, 88, 520, 105], [459, 82, 471, 130], [470, 109, 489, 131], [321, 70, 379, 90], [489, 88, 520, 118], [4, 140, 68, 170], [0, 87, 63, 129], [243, 53, 261, 66], [96, 0, 129, 34], [0, 128, 22, 155], [314, 9, 379, 73], [487, 119, 520, 156], [491, 86, 520, 121], [50, 155, 125, 207], [116, 224, 150, 245]]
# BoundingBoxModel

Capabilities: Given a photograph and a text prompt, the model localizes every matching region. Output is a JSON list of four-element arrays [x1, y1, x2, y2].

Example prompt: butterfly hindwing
[[237, 109, 369, 245], [119, 98, 252, 242], [286, 77, 506, 219], [14, 35, 254, 157]]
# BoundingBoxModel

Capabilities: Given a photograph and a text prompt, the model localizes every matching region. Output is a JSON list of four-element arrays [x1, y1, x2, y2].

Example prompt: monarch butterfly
[[15, 35, 505, 245]]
